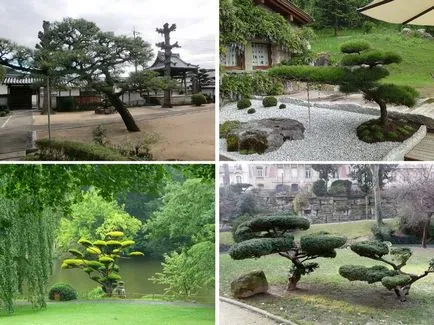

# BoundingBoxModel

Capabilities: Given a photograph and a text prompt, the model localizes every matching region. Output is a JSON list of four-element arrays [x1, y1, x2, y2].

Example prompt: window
[[252, 43, 270, 68], [305, 168, 311, 179], [236, 176, 242, 184], [220, 46, 242, 69], [256, 167, 263, 177], [291, 168, 298, 178]]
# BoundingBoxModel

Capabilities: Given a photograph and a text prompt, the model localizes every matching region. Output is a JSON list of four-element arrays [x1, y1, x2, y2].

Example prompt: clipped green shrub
[[339, 265, 397, 284], [279, 104, 286, 109], [340, 40, 371, 54], [262, 96, 277, 107], [226, 134, 239, 152], [220, 120, 241, 139], [312, 179, 327, 197], [328, 180, 352, 196], [48, 283, 77, 301], [87, 286, 105, 300], [230, 215, 346, 290], [36, 139, 128, 161], [351, 240, 390, 258], [247, 108, 256, 114], [237, 98, 252, 109], [191, 93, 207, 106], [56, 96, 76, 112]]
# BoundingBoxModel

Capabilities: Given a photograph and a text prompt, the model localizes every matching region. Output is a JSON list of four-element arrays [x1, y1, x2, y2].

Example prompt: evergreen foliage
[[191, 93, 207, 106], [61, 231, 143, 297], [339, 240, 434, 301], [312, 179, 327, 197], [237, 98, 252, 110], [48, 283, 77, 301], [262, 96, 278, 107], [229, 215, 346, 290]]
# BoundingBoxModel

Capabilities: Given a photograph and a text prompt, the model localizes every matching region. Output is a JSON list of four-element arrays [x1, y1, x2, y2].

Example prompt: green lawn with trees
[[0, 165, 215, 322], [0, 302, 214, 325]]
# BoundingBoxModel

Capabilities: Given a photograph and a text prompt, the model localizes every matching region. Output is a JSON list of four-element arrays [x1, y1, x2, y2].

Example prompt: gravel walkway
[[220, 100, 400, 161]]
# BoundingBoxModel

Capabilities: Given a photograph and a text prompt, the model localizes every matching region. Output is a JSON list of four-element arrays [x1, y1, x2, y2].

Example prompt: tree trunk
[[371, 165, 383, 226], [421, 213, 432, 248], [41, 85, 54, 115], [393, 287, 408, 302], [106, 93, 140, 132], [379, 101, 388, 126], [365, 195, 369, 219], [287, 273, 301, 291]]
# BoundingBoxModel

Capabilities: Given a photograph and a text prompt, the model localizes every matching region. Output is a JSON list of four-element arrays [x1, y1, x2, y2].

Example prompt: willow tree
[[230, 215, 346, 290], [340, 241, 434, 301]]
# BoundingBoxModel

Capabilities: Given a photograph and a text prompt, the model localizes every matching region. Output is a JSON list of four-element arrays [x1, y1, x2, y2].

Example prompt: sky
[[0, 0, 217, 69]]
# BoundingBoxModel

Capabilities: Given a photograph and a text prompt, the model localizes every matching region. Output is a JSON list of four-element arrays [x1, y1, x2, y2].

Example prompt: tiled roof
[[2, 76, 41, 85], [147, 52, 199, 72]]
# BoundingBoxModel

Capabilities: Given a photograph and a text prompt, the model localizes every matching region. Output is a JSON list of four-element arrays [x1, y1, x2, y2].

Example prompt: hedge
[[36, 139, 128, 161]]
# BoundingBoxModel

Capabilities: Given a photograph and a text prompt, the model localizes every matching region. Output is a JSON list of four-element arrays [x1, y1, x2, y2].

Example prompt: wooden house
[[220, 0, 313, 71]]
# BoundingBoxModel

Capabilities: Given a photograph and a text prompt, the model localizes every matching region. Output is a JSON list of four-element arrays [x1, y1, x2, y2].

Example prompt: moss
[[374, 130, 384, 140], [362, 135, 373, 143], [239, 135, 268, 154], [239, 149, 257, 155], [387, 131, 398, 140]]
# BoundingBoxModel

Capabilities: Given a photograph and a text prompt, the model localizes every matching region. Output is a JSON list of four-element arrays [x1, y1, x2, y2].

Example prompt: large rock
[[227, 118, 305, 154], [230, 270, 269, 298]]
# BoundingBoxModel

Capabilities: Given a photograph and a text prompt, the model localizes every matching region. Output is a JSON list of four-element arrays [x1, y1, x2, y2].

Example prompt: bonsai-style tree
[[270, 41, 419, 142], [230, 215, 346, 290], [61, 231, 144, 297], [339, 240, 434, 301]]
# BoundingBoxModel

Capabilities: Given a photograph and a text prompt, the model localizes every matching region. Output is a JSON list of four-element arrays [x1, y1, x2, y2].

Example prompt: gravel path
[[220, 100, 400, 161], [220, 301, 279, 325]]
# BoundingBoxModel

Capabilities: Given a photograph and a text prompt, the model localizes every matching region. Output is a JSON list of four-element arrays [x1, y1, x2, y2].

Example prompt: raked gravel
[[220, 99, 400, 161]]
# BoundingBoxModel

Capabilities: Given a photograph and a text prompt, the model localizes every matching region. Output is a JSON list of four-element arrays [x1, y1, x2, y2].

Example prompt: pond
[[48, 256, 166, 298]]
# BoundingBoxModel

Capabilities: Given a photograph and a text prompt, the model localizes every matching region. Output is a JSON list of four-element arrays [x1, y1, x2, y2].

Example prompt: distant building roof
[[2, 76, 40, 85], [146, 52, 199, 76], [254, 0, 313, 25]]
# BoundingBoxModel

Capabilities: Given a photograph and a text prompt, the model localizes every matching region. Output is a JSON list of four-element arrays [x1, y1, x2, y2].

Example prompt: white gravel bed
[[220, 100, 400, 161]]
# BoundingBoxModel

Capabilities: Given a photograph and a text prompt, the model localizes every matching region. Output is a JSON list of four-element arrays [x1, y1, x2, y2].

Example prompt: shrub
[[279, 104, 286, 109], [220, 120, 241, 139], [92, 125, 108, 146], [48, 283, 77, 301], [87, 286, 105, 300], [191, 93, 207, 106], [312, 179, 327, 197], [237, 98, 252, 110], [328, 180, 352, 196], [262, 96, 277, 107], [247, 108, 256, 114], [56, 96, 76, 112], [363, 21, 376, 34], [340, 40, 371, 54], [230, 215, 346, 290], [36, 139, 128, 161]]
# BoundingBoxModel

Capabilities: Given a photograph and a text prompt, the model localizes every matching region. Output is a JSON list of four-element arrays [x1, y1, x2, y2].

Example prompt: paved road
[[220, 301, 279, 325], [0, 110, 34, 160]]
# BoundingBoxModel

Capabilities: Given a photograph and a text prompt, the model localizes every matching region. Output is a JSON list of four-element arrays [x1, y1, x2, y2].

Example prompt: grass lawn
[[220, 218, 399, 247], [311, 28, 434, 97], [0, 301, 215, 325], [220, 218, 434, 325]]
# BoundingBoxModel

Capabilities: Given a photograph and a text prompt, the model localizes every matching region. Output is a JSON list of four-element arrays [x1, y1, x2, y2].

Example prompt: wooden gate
[[8, 85, 33, 109]]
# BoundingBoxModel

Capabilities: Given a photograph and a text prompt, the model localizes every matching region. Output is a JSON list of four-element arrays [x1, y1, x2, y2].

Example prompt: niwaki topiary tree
[[269, 41, 419, 142], [61, 231, 144, 297], [229, 215, 346, 290], [339, 240, 434, 301]]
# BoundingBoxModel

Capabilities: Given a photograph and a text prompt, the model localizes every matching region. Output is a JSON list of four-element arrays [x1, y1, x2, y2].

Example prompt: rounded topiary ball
[[247, 108, 256, 114], [191, 93, 207, 106], [49, 283, 78, 301], [237, 98, 252, 110], [262, 96, 277, 107], [279, 104, 286, 109]]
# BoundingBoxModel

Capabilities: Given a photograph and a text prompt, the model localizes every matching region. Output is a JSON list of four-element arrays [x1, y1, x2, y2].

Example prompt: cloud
[[0, 0, 216, 68]]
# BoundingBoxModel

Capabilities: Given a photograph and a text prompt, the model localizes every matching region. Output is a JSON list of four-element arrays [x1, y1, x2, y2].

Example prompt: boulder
[[227, 118, 305, 154], [231, 270, 268, 298]]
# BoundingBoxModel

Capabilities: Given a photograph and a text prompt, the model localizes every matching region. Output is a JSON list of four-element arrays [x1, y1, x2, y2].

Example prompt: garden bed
[[220, 99, 422, 161]]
